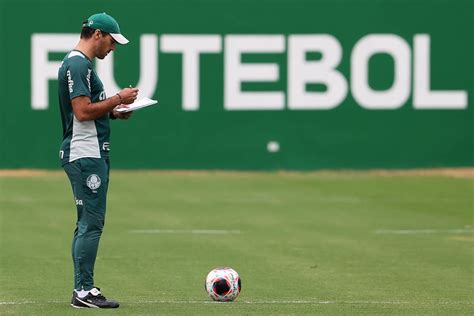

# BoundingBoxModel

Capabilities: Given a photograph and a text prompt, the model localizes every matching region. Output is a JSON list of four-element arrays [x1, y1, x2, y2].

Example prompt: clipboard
[[115, 97, 158, 113]]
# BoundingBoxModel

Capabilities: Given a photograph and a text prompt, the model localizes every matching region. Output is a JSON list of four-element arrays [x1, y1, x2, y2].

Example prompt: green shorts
[[63, 158, 110, 214]]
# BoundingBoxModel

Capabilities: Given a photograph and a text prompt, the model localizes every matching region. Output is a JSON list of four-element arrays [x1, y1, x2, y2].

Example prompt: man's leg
[[74, 158, 109, 290], [64, 158, 118, 308], [63, 160, 86, 291]]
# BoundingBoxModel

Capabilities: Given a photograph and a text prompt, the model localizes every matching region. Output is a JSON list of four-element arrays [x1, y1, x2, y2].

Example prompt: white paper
[[115, 97, 158, 113]]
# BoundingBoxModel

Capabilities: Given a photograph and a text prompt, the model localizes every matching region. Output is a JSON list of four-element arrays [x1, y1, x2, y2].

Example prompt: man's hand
[[117, 87, 139, 104], [112, 104, 133, 119], [71, 87, 139, 122]]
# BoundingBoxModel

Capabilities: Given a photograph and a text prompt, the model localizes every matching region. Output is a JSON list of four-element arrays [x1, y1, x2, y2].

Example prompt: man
[[58, 12, 138, 309]]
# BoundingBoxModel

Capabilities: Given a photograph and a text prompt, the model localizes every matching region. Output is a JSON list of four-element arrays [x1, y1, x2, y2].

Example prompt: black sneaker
[[75, 288, 120, 309], [70, 291, 89, 309]]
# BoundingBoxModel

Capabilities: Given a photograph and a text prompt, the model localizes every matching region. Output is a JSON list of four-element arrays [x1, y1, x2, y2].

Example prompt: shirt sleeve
[[66, 57, 92, 100]]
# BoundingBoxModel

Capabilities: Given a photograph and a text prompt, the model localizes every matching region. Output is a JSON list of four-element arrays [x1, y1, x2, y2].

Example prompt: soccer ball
[[205, 267, 241, 302]]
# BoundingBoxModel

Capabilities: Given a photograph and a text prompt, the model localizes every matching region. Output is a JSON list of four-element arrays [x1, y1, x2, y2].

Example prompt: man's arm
[[72, 87, 138, 122]]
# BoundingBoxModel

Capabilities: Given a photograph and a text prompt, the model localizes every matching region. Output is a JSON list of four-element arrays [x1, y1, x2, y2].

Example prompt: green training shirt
[[58, 50, 111, 166]]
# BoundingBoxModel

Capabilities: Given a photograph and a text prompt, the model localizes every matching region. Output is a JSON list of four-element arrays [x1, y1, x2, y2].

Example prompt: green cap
[[83, 12, 129, 45]]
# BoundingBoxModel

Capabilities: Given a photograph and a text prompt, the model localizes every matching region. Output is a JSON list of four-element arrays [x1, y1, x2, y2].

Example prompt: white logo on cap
[[89, 21, 94, 26]]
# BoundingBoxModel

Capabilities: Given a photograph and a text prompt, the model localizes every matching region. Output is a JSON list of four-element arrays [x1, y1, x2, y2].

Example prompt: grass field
[[0, 170, 473, 315]]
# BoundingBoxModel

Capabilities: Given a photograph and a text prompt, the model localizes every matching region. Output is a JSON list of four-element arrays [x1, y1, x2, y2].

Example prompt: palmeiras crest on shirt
[[86, 174, 101, 192]]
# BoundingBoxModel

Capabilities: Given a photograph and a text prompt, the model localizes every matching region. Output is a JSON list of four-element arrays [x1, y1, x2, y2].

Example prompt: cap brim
[[110, 33, 129, 45]]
